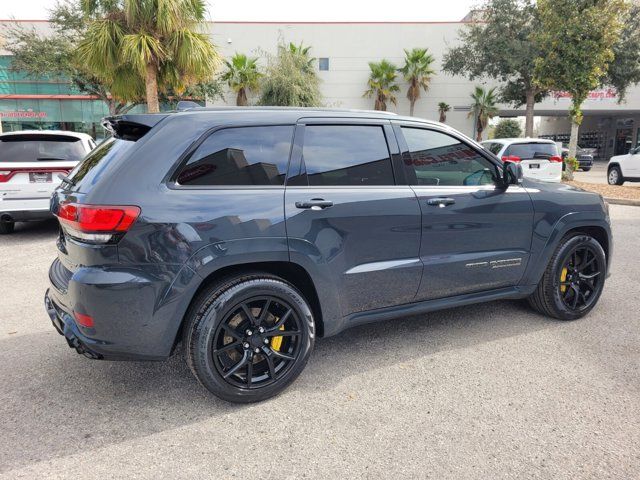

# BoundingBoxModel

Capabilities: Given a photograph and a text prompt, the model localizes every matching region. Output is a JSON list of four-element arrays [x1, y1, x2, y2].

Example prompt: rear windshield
[[66, 137, 134, 190], [0, 134, 86, 162], [504, 142, 557, 159]]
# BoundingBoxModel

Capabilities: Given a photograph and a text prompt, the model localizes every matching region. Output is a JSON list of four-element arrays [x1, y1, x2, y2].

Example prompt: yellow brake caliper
[[560, 267, 568, 293], [271, 325, 285, 351]]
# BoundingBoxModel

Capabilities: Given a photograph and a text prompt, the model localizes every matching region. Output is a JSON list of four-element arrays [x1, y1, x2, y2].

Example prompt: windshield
[[504, 142, 557, 159], [0, 134, 86, 162]]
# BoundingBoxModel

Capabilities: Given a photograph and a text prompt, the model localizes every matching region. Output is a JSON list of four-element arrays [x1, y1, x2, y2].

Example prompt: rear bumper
[[577, 156, 594, 168], [44, 290, 104, 359], [0, 208, 52, 222], [45, 258, 194, 361], [0, 196, 52, 219]]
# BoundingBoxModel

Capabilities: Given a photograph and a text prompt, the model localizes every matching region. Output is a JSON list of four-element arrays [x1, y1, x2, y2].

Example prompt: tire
[[608, 166, 624, 185], [582, 167, 591, 172], [184, 272, 315, 403], [527, 234, 607, 321], [0, 220, 15, 234]]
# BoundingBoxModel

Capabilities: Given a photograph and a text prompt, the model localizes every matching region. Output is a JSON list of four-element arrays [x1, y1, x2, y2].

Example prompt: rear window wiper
[[37, 157, 69, 161], [57, 174, 76, 186]]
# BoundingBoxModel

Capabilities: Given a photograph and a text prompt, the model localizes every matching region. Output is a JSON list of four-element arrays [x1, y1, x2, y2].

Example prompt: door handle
[[427, 197, 456, 208], [295, 199, 334, 210]]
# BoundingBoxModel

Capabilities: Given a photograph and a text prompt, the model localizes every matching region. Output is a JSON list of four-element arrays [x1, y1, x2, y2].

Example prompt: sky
[[1, 0, 477, 22]]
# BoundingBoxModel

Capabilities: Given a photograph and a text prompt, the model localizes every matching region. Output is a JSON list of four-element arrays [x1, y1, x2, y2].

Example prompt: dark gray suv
[[45, 108, 612, 402]]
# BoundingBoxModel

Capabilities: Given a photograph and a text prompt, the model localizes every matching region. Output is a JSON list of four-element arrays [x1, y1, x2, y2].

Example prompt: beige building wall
[[207, 22, 483, 136]]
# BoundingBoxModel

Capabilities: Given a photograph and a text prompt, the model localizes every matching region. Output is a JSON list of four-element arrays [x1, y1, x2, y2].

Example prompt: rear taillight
[[0, 167, 72, 183], [73, 311, 95, 328], [57, 202, 140, 244], [549, 155, 563, 163], [501, 155, 521, 163]]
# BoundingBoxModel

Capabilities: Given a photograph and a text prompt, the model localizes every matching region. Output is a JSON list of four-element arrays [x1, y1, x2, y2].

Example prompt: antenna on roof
[[176, 101, 201, 111]]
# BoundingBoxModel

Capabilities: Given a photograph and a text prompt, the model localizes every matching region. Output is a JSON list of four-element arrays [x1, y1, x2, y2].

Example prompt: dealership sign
[[551, 88, 618, 101], [0, 110, 48, 118]]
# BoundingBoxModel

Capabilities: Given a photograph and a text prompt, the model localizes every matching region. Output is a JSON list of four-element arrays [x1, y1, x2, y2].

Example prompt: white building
[[2, 19, 640, 159]]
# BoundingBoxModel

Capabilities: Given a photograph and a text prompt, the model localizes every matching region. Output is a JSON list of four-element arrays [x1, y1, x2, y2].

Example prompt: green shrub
[[493, 119, 522, 139]]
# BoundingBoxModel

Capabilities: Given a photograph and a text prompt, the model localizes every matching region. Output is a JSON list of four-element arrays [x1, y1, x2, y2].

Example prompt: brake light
[[74, 311, 94, 328], [57, 202, 140, 243], [0, 167, 71, 183], [549, 155, 563, 163], [501, 155, 521, 163]]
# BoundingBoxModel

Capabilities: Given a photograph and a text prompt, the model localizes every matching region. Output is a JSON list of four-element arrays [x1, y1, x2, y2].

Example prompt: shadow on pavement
[[0, 299, 554, 473]]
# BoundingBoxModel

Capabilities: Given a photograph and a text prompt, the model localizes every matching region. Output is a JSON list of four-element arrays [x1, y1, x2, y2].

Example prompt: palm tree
[[221, 53, 262, 106], [438, 102, 451, 123], [468, 86, 499, 141], [77, 0, 220, 113], [398, 48, 435, 116], [364, 60, 399, 111], [288, 42, 315, 73]]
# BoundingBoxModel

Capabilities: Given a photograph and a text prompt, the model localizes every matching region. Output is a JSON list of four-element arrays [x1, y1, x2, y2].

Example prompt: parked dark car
[[561, 146, 594, 171], [45, 108, 612, 402]]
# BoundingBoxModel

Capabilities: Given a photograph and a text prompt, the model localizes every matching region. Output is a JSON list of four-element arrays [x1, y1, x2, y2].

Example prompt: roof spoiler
[[102, 114, 168, 141]]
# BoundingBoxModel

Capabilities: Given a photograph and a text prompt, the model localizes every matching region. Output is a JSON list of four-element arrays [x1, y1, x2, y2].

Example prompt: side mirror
[[503, 160, 523, 186]]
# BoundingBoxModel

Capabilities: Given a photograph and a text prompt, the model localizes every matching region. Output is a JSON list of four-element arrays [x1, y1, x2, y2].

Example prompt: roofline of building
[[0, 94, 100, 100], [0, 19, 474, 25]]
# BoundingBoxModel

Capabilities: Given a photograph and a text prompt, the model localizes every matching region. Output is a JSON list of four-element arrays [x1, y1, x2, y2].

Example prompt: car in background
[[607, 145, 640, 185], [481, 138, 563, 182], [0, 130, 96, 234], [561, 146, 594, 171]]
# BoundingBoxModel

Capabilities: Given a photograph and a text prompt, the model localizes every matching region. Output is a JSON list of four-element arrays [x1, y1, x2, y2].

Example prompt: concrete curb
[[604, 197, 640, 207]]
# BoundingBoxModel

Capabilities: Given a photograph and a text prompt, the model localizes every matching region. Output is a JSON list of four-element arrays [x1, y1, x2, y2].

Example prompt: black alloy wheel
[[184, 273, 315, 403], [557, 244, 603, 313], [528, 234, 607, 320], [212, 296, 303, 389]]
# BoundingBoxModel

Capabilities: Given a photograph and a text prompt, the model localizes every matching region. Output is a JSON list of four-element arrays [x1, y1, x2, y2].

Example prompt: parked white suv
[[481, 138, 563, 183], [607, 146, 640, 185], [0, 130, 95, 234]]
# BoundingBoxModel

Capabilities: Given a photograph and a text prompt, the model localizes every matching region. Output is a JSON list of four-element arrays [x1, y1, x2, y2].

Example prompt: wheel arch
[[524, 214, 612, 287], [172, 260, 325, 353]]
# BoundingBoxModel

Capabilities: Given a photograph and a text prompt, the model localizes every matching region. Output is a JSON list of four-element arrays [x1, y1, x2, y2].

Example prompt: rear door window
[[504, 142, 558, 159], [175, 126, 294, 186], [0, 134, 87, 162], [302, 125, 394, 186]]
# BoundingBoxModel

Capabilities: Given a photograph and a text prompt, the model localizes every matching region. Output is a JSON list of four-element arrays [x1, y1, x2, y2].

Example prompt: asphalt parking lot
[[1, 206, 639, 479]]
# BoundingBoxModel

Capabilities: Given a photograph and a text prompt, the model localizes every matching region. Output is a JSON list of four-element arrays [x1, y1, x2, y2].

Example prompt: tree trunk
[[237, 88, 248, 106], [145, 63, 160, 113], [568, 117, 580, 159], [409, 99, 415, 116], [476, 123, 483, 141], [107, 98, 117, 116], [524, 89, 535, 137]]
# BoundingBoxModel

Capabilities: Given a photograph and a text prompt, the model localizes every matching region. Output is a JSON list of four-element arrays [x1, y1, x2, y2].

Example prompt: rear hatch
[[502, 142, 562, 182], [0, 133, 88, 207], [51, 114, 166, 275]]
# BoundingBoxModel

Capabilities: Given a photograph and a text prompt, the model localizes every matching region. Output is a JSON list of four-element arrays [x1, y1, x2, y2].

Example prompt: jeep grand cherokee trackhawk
[[45, 108, 612, 403]]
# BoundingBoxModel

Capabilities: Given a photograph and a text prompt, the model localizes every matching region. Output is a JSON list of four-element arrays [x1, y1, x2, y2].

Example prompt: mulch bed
[[565, 180, 640, 202]]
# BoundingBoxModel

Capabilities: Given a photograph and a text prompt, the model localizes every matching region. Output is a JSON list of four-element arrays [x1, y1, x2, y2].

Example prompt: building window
[[318, 58, 329, 71]]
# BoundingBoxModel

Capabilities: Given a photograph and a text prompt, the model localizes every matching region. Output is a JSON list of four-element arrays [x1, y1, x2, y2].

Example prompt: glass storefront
[[0, 56, 145, 140]]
